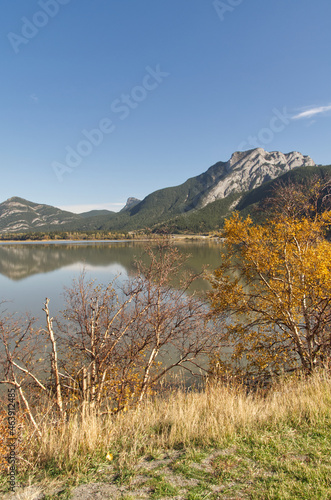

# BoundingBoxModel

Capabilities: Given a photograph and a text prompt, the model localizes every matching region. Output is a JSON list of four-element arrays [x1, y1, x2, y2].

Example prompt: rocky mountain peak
[[4, 196, 29, 206], [229, 148, 264, 166], [228, 148, 314, 171], [121, 197, 141, 211], [201, 148, 316, 207]]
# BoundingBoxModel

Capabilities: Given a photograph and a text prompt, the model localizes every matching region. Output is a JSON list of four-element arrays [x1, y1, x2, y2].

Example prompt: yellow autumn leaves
[[209, 207, 331, 376]]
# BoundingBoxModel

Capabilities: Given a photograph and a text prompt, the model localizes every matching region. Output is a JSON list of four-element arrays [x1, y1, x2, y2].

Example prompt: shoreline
[[0, 234, 220, 245]]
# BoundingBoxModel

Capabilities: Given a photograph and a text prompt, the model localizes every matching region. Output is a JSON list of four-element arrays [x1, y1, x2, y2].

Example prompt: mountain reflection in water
[[0, 241, 221, 318]]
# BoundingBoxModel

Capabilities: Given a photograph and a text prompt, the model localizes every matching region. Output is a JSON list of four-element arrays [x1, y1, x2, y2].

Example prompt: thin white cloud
[[292, 104, 331, 120], [59, 202, 125, 214]]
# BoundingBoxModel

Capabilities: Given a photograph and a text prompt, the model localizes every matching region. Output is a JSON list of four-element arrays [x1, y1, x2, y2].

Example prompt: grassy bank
[[1, 372, 331, 499]]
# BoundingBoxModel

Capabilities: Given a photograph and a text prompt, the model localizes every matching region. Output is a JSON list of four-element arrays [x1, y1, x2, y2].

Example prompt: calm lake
[[0, 240, 222, 322]]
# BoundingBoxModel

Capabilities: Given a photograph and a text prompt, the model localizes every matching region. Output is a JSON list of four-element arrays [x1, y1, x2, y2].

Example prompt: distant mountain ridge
[[0, 148, 321, 234], [80, 209, 114, 218], [0, 197, 81, 233], [122, 149, 315, 219], [90, 148, 316, 231]]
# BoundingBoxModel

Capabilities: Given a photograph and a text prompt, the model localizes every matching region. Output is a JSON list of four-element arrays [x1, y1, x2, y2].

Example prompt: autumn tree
[[0, 306, 63, 436], [54, 239, 217, 410], [127, 240, 217, 402], [0, 312, 42, 434], [57, 271, 148, 408], [262, 175, 331, 221], [208, 182, 331, 378]]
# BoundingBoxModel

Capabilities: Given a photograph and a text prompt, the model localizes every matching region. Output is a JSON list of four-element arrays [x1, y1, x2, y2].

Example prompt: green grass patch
[[147, 474, 179, 498]]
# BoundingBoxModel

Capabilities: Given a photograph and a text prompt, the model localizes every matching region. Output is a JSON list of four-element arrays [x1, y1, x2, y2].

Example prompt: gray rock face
[[121, 197, 141, 211], [0, 197, 80, 233], [201, 148, 315, 207]]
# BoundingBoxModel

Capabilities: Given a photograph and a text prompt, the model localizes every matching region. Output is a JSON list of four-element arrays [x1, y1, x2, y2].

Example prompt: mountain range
[[1, 148, 330, 234]]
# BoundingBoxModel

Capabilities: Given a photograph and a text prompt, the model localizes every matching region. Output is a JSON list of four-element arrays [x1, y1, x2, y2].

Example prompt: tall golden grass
[[11, 371, 331, 475]]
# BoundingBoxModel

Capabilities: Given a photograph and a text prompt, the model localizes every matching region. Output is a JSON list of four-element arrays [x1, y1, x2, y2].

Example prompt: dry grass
[[15, 370, 331, 476], [1, 371, 330, 499]]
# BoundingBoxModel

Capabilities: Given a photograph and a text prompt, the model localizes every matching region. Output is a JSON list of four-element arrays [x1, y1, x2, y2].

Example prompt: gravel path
[[2, 449, 243, 500]]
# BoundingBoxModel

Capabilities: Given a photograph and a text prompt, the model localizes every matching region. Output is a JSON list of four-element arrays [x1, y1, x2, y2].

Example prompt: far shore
[[0, 234, 221, 244]]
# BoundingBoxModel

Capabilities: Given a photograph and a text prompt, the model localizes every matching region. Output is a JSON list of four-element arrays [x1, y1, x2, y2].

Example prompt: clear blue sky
[[1, 0, 330, 212]]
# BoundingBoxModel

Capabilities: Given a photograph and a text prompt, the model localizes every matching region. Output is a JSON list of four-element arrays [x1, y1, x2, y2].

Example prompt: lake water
[[0, 240, 222, 322]]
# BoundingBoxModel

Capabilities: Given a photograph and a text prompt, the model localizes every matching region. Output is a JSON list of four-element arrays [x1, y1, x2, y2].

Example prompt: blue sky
[[1, 0, 330, 213]]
